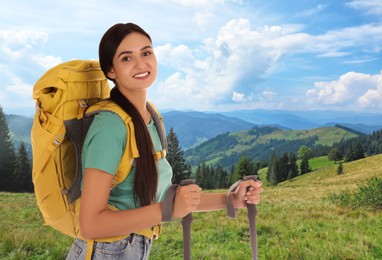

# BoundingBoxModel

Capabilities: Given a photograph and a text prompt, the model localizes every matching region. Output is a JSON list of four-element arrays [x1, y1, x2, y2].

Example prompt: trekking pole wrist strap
[[226, 175, 258, 218], [162, 184, 179, 222], [161, 179, 196, 222]]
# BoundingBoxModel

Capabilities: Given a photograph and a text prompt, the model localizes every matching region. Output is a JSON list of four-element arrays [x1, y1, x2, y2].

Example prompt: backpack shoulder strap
[[147, 101, 167, 158], [86, 100, 138, 188], [85, 100, 167, 189]]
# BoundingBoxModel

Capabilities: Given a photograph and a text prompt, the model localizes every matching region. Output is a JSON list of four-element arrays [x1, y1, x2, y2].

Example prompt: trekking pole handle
[[180, 179, 196, 221], [180, 179, 196, 186], [243, 175, 258, 214]]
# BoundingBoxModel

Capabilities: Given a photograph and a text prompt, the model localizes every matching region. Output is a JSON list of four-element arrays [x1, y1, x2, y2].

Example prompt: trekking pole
[[162, 179, 196, 260], [180, 179, 196, 260], [243, 175, 258, 260], [226, 175, 259, 260]]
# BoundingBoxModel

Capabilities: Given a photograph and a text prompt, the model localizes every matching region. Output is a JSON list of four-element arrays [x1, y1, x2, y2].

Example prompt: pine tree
[[231, 156, 256, 182], [13, 142, 33, 192], [0, 105, 16, 191], [278, 152, 290, 182], [267, 150, 278, 186], [344, 145, 354, 162], [287, 152, 298, 180], [352, 142, 365, 161], [300, 157, 311, 175], [166, 127, 191, 184], [328, 148, 343, 163]]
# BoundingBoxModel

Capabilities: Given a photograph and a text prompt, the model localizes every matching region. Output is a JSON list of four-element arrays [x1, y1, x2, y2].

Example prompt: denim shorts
[[66, 234, 153, 260]]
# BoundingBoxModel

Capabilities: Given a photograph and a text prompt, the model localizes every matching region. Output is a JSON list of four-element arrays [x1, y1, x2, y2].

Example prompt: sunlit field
[[1, 155, 381, 259]]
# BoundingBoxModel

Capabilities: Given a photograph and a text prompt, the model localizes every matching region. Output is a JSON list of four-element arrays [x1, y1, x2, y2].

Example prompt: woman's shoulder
[[90, 111, 126, 135]]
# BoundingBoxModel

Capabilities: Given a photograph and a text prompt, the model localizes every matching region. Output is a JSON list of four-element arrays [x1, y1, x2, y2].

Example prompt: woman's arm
[[196, 179, 263, 212], [79, 168, 201, 240]]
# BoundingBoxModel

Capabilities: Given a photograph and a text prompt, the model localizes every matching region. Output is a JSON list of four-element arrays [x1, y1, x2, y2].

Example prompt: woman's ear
[[107, 67, 116, 80]]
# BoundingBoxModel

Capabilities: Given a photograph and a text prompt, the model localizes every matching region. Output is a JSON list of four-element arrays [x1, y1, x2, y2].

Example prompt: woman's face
[[107, 32, 157, 94]]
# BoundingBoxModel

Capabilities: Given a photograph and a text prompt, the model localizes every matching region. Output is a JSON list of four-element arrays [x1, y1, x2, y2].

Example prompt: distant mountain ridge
[[162, 110, 254, 148], [6, 109, 382, 151], [184, 125, 361, 169], [221, 109, 382, 132]]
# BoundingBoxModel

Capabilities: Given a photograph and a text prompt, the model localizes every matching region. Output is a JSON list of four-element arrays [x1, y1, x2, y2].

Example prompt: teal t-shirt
[[82, 112, 173, 210]]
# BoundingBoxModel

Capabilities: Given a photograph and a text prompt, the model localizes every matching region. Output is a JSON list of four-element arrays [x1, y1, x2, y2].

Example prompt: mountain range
[[6, 109, 382, 151]]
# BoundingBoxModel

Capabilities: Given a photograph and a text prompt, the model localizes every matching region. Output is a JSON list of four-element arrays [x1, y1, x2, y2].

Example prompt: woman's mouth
[[133, 72, 150, 79]]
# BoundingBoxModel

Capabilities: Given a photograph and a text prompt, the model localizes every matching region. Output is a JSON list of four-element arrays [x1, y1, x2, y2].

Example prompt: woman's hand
[[172, 184, 202, 219], [230, 180, 263, 209]]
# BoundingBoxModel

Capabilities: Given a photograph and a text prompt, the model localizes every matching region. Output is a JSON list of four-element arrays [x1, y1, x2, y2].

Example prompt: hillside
[[185, 125, 360, 168], [1, 155, 381, 259]]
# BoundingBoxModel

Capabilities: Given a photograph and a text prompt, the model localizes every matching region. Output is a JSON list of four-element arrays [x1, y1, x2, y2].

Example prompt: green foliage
[[300, 157, 311, 175], [337, 162, 344, 175], [0, 106, 32, 193], [13, 142, 33, 192], [344, 141, 365, 163], [329, 177, 382, 210], [298, 145, 313, 160], [328, 147, 343, 162], [167, 127, 191, 184], [195, 163, 231, 189], [185, 125, 358, 170], [267, 151, 299, 185], [0, 105, 17, 192], [231, 156, 256, 182]]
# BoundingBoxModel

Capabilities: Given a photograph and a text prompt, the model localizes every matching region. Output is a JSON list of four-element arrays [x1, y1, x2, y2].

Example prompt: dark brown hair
[[99, 23, 157, 206]]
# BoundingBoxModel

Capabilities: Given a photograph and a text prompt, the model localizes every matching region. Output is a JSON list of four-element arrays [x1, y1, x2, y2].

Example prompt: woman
[[66, 22, 263, 259]]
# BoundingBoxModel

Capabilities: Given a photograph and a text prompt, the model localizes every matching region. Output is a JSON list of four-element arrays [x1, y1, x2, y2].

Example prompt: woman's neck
[[118, 87, 150, 124]]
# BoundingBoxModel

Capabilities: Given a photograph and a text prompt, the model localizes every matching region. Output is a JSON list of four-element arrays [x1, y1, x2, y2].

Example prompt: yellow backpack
[[31, 60, 165, 248]]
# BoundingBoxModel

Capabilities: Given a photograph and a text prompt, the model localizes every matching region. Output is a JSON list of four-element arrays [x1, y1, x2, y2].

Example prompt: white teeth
[[134, 72, 149, 78]]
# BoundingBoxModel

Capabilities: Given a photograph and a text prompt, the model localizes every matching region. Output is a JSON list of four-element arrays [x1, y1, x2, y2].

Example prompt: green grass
[[1, 154, 382, 259], [308, 156, 335, 170], [254, 126, 358, 146]]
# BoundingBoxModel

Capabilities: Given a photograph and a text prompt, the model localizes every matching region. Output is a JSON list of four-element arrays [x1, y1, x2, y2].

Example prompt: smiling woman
[[63, 22, 263, 260]]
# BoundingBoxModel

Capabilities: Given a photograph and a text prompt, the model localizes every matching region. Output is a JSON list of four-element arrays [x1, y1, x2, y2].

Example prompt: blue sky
[[0, 0, 381, 116]]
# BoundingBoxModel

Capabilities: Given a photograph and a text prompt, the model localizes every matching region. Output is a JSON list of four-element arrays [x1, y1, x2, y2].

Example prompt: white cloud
[[232, 91, 245, 102], [297, 4, 329, 17], [32, 55, 63, 70], [0, 30, 48, 59], [153, 17, 382, 111], [193, 11, 214, 29], [347, 0, 382, 16], [171, 0, 224, 8], [261, 90, 277, 100], [306, 71, 382, 110], [0, 29, 63, 115], [154, 18, 288, 110], [1, 73, 35, 112]]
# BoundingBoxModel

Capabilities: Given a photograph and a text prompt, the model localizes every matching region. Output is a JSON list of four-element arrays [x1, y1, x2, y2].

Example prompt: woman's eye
[[121, 56, 131, 62], [143, 51, 151, 56]]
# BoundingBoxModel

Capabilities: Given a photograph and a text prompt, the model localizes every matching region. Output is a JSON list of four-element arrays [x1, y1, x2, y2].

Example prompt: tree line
[[0, 105, 33, 192], [1, 102, 381, 192]]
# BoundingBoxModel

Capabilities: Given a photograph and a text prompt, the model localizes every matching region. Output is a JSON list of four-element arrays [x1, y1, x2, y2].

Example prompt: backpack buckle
[[53, 134, 64, 146], [154, 150, 166, 161], [78, 99, 88, 108], [78, 99, 88, 119]]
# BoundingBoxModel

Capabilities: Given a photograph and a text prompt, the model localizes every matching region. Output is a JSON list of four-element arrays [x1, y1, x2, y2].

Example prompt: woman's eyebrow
[[117, 45, 152, 58]]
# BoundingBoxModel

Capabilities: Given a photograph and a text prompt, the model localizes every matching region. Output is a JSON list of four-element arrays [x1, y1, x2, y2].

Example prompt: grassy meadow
[[1, 155, 382, 259]]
